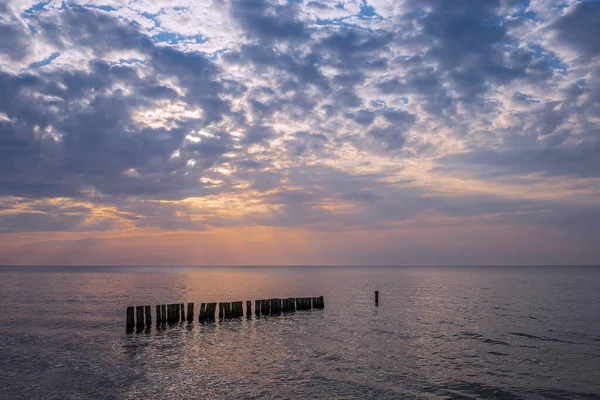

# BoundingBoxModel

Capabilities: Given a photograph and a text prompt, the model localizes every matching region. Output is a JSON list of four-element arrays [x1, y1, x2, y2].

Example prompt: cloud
[[549, 1, 600, 58], [0, 0, 599, 264]]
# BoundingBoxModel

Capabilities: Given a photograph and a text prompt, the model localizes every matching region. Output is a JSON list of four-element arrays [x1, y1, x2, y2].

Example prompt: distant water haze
[[0, 266, 599, 399]]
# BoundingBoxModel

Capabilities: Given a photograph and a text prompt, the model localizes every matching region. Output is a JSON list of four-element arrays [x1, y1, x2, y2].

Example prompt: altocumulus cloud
[[0, 0, 599, 264]]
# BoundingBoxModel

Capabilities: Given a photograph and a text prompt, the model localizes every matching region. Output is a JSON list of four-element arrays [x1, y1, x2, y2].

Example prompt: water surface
[[0, 266, 599, 399]]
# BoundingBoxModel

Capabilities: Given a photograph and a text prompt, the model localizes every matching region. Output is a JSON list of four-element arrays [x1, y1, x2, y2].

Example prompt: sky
[[0, 0, 599, 265]]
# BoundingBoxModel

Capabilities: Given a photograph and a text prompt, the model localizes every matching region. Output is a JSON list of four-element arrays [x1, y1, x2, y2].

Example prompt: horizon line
[[1, 264, 599, 268]]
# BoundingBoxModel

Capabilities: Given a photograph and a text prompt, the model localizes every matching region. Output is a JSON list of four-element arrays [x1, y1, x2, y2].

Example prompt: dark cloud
[[438, 139, 600, 179], [230, 0, 309, 42], [550, 1, 600, 58], [0, 6, 30, 60], [316, 28, 392, 70]]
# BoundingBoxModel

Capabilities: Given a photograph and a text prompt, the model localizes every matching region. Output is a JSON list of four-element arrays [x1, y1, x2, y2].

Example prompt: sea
[[0, 266, 598, 399]]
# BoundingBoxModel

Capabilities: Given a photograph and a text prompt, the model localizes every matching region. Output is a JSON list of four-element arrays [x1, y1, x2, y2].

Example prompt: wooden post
[[180, 303, 185, 322], [283, 297, 294, 313], [210, 303, 217, 321], [198, 303, 206, 322], [270, 298, 281, 315], [174, 303, 179, 322], [231, 301, 242, 318], [375, 291, 379, 305], [136, 306, 145, 328], [260, 299, 270, 315], [161, 305, 166, 323], [246, 300, 252, 318], [187, 303, 194, 322], [155, 305, 161, 324], [126, 306, 135, 329], [224, 302, 232, 319], [255, 300, 261, 316], [144, 305, 152, 326]]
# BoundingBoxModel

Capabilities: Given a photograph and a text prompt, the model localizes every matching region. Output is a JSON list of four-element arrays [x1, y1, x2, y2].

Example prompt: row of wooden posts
[[126, 296, 324, 328]]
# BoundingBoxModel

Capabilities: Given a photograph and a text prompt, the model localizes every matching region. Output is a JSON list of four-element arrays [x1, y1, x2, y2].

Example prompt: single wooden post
[[231, 301, 242, 318], [187, 303, 194, 322], [255, 300, 261, 316], [180, 303, 185, 322], [210, 303, 217, 321], [198, 303, 206, 322], [246, 300, 252, 318], [174, 303, 179, 322], [155, 305, 161, 324], [375, 291, 379, 305], [224, 302, 232, 319], [283, 298, 294, 313], [136, 306, 145, 328], [161, 305, 166, 323], [126, 307, 135, 329], [144, 305, 152, 326]]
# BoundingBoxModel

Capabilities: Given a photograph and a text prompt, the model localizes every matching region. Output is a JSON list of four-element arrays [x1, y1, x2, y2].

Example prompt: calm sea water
[[0, 266, 599, 399]]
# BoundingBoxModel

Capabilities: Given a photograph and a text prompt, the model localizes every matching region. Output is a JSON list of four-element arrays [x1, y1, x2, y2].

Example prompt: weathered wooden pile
[[126, 296, 324, 331]]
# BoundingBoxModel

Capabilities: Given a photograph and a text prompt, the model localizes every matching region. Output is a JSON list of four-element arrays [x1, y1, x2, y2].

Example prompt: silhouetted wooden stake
[[136, 306, 145, 328], [161, 304, 166, 323], [231, 301, 243, 318], [144, 305, 152, 326], [173, 303, 179, 322], [208, 302, 217, 321], [126, 307, 135, 329], [198, 303, 206, 322], [271, 298, 282, 315], [296, 298, 309, 310], [155, 305, 161, 324], [375, 291, 379, 305], [283, 297, 295, 312], [255, 300, 261, 316], [246, 300, 252, 318], [180, 303, 185, 322], [187, 303, 194, 322], [260, 299, 270, 315]]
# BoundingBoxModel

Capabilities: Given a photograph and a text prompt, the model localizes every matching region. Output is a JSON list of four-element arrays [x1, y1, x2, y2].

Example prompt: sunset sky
[[0, 0, 599, 265]]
